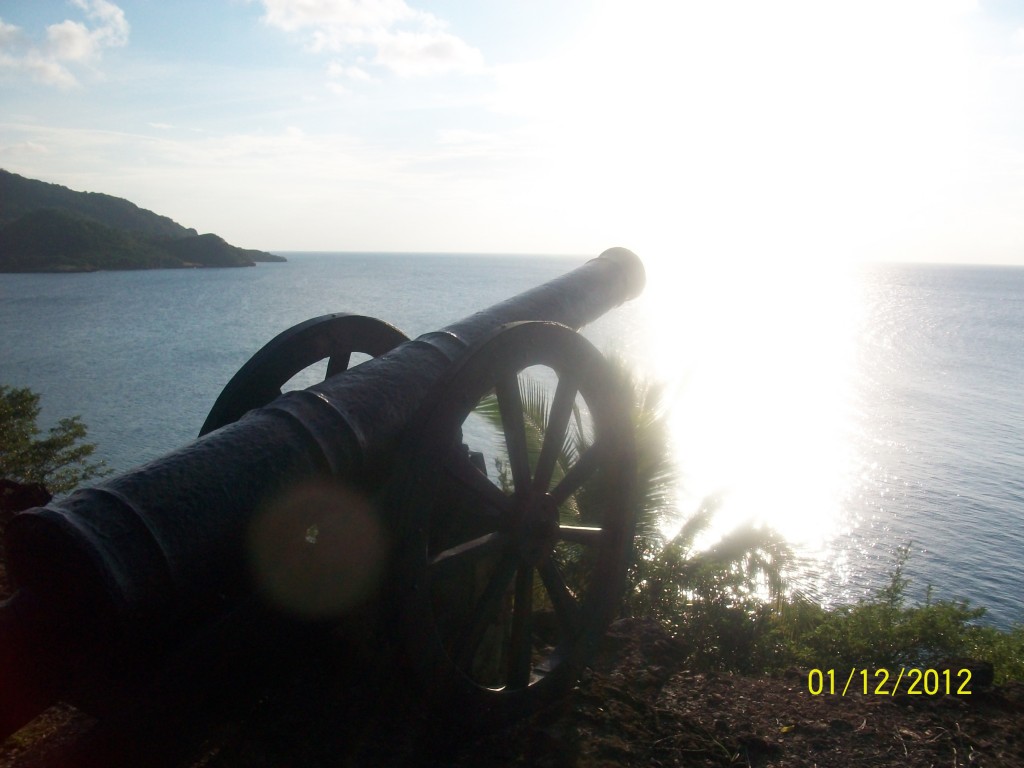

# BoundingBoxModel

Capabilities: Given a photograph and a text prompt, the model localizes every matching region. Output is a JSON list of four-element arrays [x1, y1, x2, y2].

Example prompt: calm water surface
[[1, 254, 1021, 627]]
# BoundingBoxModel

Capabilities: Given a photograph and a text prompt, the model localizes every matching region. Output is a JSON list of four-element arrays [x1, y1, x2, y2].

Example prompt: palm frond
[[698, 524, 794, 600], [518, 376, 557, 471], [474, 379, 582, 516], [670, 494, 723, 552]]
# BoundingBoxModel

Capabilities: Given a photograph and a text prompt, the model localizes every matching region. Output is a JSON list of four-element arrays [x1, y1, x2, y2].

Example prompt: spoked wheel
[[396, 321, 636, 727], [200, 314, 408, 436]]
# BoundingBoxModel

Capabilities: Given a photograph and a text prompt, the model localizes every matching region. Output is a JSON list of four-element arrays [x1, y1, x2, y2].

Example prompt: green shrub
[[0, 384, 108, 495], [634, 539, 1024, 685]]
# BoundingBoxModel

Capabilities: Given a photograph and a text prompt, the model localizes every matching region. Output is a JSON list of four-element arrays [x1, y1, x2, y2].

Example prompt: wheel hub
[[518, 493, 559, 564]]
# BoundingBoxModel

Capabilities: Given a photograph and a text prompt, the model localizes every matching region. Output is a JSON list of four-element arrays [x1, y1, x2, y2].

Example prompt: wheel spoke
[[496, 374, 531, 496], [507, 565, 534, 688], [558, 525, 604, 547], [429, 531, 507, 570], [549, 441, 603, 507], [325, 351, 352, 377], [532, 377, 578, 495], [445, 452, 513, 518], [538, 558, 581, 640], [453, 554, 519, 671]]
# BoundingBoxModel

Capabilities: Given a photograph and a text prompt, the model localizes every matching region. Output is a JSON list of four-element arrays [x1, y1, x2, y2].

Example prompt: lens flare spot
[[248, 480, 386, 619]]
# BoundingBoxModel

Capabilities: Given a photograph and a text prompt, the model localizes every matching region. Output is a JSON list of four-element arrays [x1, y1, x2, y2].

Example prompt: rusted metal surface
[[0, 247, 645, 742]]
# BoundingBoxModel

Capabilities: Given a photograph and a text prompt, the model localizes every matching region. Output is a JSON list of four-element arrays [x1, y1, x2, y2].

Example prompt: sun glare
[[537, 0, 981, 569], [638, 258, 865, 559], [508, 0, 979, 263]]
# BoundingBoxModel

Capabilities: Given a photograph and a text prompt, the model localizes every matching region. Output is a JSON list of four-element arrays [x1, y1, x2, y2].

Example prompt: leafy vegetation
[[0, 385, 108, 495], [776, 547, 1024, 684], [0, 209, 180, 271], [0, 169, 285, 271], [0, 168, 196, 238]]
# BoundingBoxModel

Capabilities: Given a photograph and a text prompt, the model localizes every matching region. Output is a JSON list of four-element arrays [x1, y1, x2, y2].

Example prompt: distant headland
[[0, 170, 285, 272]]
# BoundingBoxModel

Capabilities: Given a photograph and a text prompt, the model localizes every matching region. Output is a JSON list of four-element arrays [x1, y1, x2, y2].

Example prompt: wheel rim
[[399, 321, 636, 714], [200, 314, 408, 436]]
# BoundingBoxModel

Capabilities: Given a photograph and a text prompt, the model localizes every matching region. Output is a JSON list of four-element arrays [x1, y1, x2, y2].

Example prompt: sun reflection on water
[[634, 259, 867, 595]]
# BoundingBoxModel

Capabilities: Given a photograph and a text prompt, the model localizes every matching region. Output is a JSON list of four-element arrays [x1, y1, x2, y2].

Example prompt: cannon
[[0, 248, 646, 753]]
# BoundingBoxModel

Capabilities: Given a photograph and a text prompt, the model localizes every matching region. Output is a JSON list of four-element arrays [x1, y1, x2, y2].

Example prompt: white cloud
[[260, 0, 418, 32], [73, 0, 130, 45], [0, 0, 128, 88], [327, 60, 372, 81], [325, 59, 372, 94], [257, 0, 482, 78], [373, 29, 482, 77], [46, 20, 98, 62], [0, 19, 22, 46], [0, 139, 49, 156], [325, 60, 374, 93]]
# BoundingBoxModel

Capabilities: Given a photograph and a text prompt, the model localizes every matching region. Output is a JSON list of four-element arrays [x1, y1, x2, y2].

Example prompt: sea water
[[1, 253, 1021, 628]]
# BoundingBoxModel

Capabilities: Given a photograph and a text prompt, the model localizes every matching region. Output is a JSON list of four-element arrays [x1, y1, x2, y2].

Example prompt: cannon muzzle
[[1, 247, 645, 744]]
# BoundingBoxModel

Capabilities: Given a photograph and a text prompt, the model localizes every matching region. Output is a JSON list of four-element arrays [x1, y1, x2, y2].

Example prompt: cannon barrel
[[0, 247, 645, 740]]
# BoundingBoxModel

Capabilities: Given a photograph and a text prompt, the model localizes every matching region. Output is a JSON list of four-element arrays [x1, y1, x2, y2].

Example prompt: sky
[[3, 0, 1024, 264]]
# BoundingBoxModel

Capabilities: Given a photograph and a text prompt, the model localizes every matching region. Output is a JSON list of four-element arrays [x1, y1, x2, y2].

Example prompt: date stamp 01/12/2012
[[807, 667, 975, 697]]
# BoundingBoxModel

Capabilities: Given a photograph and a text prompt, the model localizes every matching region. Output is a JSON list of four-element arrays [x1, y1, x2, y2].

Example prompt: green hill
[[0, 169, 286, 272]]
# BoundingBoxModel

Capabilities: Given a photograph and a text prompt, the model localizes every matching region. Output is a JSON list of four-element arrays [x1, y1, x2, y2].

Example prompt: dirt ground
[[446, 618, 1024, 768], [1, 614, 1021, 767]]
